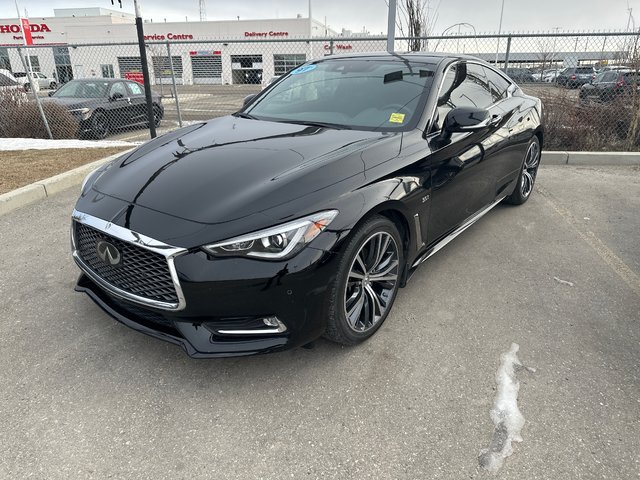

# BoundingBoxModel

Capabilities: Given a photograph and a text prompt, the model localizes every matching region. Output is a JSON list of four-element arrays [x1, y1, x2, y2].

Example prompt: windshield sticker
[[290, 65, 317, 75], [389, 113, 406, 124]]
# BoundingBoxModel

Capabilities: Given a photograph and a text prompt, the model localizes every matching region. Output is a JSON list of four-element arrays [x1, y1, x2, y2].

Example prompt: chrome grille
[[74, 221, 179, 304]]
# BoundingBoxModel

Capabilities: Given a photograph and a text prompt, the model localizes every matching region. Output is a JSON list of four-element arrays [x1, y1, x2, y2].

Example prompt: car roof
[[66, 78, 132, 83], [313, 51, 485, 65]]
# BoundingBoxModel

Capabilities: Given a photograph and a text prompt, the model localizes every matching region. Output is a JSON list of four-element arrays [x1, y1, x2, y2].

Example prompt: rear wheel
[[91, 111, 109, 140], [504, 136, 541, 205], [324, 216, 403, 345]]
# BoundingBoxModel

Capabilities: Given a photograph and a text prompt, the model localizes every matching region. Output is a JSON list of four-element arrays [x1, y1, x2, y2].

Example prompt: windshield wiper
[[282, 120, 352, 130], [233, 112, 258, 120]]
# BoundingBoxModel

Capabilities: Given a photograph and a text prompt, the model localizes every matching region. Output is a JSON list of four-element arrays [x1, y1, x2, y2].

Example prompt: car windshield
[[53, 81, 110, 98], [245, 58, 436, 131]]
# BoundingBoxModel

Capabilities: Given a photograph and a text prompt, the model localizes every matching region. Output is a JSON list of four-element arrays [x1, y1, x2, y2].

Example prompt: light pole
[[495, 0, 506, 66]]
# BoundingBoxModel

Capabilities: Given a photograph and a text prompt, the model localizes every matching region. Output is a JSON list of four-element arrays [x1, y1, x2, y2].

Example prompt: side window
[[603, 72, 617, 82], [483, 66, 510, 103], [110, 82, 127, 98], [433, 65, 458, 132], [449, 64, 493, 110], [127, 82, 143, 95], [432, 63, 493, 132]]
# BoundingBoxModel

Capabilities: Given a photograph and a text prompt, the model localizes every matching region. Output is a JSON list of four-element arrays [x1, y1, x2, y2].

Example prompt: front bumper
[[74, 243, 339, 358]]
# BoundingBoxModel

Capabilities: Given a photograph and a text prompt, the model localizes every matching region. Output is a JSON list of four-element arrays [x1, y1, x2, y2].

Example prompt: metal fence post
[[503, 35, 512, 72], [17, 46, 53, 139], [329, 39, 334, 55], [166, 40, 183, 129], [387, 0, 397, 53]]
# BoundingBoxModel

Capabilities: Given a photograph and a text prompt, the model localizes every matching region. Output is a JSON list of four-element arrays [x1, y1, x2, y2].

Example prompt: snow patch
[[479, 343, 531, 473], [0, 138, 138, 151]]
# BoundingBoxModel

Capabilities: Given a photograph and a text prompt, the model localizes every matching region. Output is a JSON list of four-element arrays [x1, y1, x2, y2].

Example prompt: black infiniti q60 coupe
[[71, 53, 543, 357]]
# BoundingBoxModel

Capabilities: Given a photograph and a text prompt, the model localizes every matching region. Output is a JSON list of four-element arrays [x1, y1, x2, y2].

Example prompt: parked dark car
[[71, 53, 543, 357], [47, 78, 163, 139], [505, 68, 536, 83], [556, 66, 596, 88], [579, 70, 639, 102]]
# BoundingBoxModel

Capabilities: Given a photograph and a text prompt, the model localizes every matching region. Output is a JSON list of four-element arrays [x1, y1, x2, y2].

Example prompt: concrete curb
[[543, 151, 640, 166], [0, 149, 133, 216]]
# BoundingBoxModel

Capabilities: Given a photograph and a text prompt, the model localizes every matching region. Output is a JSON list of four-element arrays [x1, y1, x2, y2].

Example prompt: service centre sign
[[144, 33, 194, 41]]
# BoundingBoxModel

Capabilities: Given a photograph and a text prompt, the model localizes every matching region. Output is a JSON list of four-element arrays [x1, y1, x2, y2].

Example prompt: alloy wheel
[[520, 140, 540, 198], [344, 231, 399, 333], [93, 113, 109, 139]]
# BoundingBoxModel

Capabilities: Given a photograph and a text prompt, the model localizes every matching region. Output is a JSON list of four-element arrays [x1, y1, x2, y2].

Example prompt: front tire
[[90, 111, 109, 140], [504, 136, 541, 205], [324, 215, 403, 345]]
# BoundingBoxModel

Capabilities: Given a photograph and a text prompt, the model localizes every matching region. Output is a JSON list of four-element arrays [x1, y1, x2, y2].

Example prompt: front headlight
[[203, 210, 338, 260], [69, 107, 91, 119]]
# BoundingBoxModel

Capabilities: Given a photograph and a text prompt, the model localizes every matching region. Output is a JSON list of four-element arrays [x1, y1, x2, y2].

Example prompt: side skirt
[[410, 195, 507, 271]]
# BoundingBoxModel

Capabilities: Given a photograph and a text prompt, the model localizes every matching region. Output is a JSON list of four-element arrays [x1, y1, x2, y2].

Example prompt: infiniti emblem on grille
[[96, 240, 121, 266]]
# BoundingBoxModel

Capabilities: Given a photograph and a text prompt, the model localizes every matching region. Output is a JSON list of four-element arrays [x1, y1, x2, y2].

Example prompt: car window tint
[[602, 72, 617, 82], [247, 59, 436, 131], [483, 66, 510, 103], [110, 82, 127, 97], [576, 67, 593, 74], [448, 63, 493, 109], [53, 81, 110, 98], [127, 82, 143, 95], [432, 63, 493, 132]]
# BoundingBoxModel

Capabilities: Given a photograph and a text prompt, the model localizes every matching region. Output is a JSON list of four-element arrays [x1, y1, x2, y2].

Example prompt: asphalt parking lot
[[0, 165, 638, 479]]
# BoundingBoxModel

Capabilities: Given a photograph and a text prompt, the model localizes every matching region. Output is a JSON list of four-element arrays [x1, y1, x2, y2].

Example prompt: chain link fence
[[2, 31, 640, 150]]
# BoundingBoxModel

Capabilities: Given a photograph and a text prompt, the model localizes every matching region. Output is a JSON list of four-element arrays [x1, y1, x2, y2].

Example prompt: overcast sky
[[10, 0, 640, 34]]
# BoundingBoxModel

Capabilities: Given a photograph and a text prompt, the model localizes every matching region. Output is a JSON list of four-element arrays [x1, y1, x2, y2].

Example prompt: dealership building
[[0, 7, 383, 85]]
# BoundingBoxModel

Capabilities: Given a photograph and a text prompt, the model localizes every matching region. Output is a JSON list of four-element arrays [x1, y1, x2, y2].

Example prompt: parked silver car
[[14, 71, 57, 91]]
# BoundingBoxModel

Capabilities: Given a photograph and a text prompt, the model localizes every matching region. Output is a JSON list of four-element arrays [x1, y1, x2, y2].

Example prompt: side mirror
[[111, 92, 124, 101], [441, 107, 495, 141], [243, 94, 257, 106]]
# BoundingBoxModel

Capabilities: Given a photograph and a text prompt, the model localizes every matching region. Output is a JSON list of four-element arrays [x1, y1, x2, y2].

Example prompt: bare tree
[[535, 39, 555, 80], [386, 0, 440, 51]]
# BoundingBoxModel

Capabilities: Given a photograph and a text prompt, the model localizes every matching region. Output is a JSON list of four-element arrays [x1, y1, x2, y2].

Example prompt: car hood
[[92, 116, 401, 224]]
